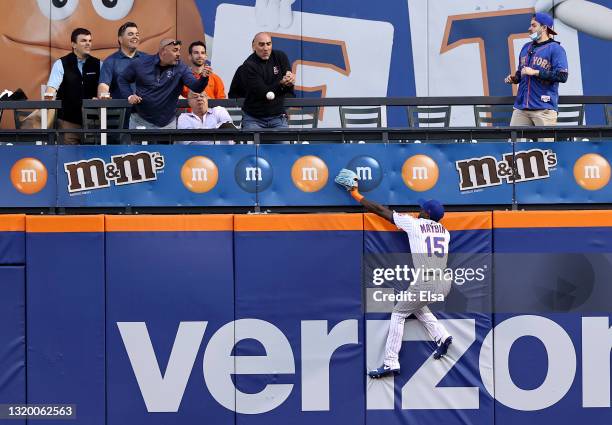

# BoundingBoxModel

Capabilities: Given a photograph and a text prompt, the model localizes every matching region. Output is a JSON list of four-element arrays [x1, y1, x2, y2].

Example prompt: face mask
[[530, 28, 542, 41]]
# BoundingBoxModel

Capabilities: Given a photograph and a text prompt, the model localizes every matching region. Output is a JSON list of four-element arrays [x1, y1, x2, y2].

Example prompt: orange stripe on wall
[[364, 213, 399, 232], [106, 215, 233, 232], [364, 212, 492, 232], [494, 210, 612, 228], [26, 215, 104, 233], [19, 211, 612, 232], [444, 212, 492, 231], [235, 214, 363, 231], [0, 215, 25, 232]]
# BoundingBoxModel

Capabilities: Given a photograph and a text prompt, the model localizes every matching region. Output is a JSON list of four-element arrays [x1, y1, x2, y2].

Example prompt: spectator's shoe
[[368, 364, 400, 379], [433, 336, 453, 359]]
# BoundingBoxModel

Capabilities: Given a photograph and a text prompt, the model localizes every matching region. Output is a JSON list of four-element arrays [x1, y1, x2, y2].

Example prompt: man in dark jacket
[[240, 32, 295, 129], [44, 28, 101, 144], [228, 64, 247, 99]]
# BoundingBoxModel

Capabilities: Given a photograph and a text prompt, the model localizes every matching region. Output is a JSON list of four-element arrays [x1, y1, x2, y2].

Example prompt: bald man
[[117, 38, 209, 129], [240, 32, 295, 129]]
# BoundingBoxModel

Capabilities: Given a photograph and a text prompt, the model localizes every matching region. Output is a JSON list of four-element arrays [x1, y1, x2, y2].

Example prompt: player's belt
[[422, 271, 436, 280]]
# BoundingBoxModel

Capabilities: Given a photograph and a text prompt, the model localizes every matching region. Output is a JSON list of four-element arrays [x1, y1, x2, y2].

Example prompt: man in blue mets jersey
[[505, 12, 569, 126]]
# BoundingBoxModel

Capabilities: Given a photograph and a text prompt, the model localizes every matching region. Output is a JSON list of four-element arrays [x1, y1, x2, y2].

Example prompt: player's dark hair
[[117, 22, 138, 37], [188, 41, 206, 55], [71, 28, 91, 44]]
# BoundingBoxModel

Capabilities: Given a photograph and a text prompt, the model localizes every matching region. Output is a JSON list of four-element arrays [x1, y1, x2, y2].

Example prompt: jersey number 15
[[425, 236, 445, 257]]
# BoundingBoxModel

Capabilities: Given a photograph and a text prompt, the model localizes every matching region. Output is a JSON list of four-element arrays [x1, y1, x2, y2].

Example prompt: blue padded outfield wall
[[0, 211, 611, 424], [26, 216, 105, 425], [492, 211, 612, 425], [1, 143, 612, 207], [0, 216, 25, 425]]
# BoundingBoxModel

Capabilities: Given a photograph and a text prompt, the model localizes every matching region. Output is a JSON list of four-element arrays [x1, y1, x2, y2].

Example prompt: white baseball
[[266, 91, 275, 100]]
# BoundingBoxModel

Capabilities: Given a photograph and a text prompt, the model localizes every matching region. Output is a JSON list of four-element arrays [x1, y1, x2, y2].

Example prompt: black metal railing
[[1, 96, 610, 145], [0, 95, 609, 111], [97, 95, 612, 108]]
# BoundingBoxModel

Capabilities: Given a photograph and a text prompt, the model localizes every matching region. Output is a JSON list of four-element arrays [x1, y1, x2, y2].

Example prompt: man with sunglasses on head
[[118, 38, 209, 129], [504, 13, 568, 127]]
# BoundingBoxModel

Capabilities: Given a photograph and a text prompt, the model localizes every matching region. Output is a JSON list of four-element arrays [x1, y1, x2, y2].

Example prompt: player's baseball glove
[[334, 168, 359, 191]]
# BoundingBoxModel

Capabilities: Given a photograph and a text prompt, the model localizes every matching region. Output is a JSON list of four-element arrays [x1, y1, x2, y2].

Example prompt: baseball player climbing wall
[[1, 212, 611, 425], [365, 212, 494, 425]]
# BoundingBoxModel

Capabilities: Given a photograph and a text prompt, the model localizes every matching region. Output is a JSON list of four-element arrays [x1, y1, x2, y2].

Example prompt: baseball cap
[[418, 199, 445, 222], [533, 12, 558, 35]]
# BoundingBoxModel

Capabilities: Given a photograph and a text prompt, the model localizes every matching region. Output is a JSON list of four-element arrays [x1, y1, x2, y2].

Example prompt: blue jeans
[[241, 113, 288, 129]]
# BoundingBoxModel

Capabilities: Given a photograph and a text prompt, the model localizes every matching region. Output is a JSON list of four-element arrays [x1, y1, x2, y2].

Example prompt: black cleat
[[433, 336, 452, 359], [368, 364, 400, 378]]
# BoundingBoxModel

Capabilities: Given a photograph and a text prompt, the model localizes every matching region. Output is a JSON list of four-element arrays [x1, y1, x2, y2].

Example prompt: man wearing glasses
[[118, 38, 209, 129]]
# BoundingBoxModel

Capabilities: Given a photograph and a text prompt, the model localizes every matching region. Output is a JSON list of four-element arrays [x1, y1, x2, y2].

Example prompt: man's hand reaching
[[280, 71, 295, 86]]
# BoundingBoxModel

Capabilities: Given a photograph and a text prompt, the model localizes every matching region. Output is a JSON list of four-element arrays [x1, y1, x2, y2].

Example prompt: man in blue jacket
[[504, 13, 569, 126], [118, 39, 209, 129]]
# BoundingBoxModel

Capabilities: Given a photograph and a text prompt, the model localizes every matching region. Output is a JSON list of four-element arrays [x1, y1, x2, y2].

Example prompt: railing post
[[39, 108, 47, 146], [510, 130, 518, 211], [254, 143, 261, 213], [100, 106, 107, 146]]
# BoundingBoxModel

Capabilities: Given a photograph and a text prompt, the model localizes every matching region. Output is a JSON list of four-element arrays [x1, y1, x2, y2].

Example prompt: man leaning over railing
[[117, 38, 209, 130]]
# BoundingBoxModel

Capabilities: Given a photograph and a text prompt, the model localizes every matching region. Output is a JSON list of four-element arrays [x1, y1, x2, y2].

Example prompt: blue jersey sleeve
[[514, 43, 532, 83], [117, 61, 136, 98], [539, 44, 569, 83], [181, 63, 209, 93]]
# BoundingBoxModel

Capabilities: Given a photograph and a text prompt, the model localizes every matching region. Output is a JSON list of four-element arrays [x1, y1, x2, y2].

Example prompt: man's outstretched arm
[[335, 168, 394, 223], [350, 189, 394, 223]]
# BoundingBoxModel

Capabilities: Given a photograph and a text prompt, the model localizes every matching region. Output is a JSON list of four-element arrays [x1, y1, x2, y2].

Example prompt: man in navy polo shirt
[[504, 12, 569, 126], [98, 22, 141, 143], [117, 39, 209, 129], [98, 21, 141, 100]]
